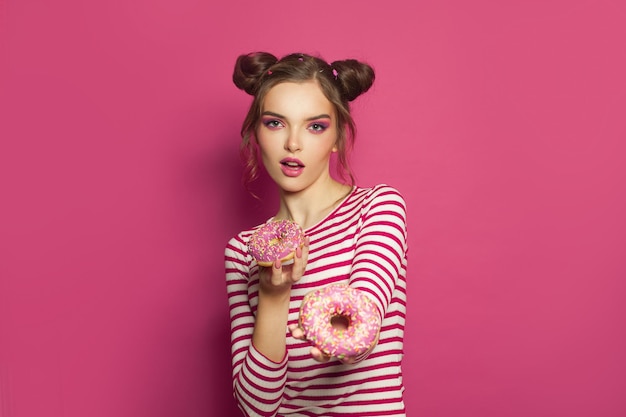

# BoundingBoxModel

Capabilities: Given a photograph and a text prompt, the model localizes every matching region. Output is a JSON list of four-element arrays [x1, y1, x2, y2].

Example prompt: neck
[[275, 177, 352, 230]]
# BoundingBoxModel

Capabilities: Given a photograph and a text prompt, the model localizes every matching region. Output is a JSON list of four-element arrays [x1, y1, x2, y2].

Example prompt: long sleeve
[[348, 185, 408, 362], [224, 184, 408, 416], [225, 234, 288, 417]]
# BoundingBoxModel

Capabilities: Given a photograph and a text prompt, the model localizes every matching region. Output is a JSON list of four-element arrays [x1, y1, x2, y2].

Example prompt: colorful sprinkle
[[299, 285, 381, 359], [247, 219, 304, 266]]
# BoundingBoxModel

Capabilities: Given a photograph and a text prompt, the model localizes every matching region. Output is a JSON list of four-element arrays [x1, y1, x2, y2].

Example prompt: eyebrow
[[261, 111, 331, 121]]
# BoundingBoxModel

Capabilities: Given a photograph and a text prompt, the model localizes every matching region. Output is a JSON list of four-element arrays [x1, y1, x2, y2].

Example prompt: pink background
[[1, 0, 625, 416]]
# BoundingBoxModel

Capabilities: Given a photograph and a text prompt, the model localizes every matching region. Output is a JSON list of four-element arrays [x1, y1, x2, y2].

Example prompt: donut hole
[[330, 314, 351, 331]]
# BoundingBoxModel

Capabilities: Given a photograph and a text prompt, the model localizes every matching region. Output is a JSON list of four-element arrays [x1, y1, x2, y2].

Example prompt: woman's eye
[[263, 119, 283, 129], [309, 123, 328, 133]]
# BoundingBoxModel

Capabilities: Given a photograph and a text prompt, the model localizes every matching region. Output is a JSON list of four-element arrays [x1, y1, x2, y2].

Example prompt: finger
[[302, 236, 310, 262], [339, 356, 356, 365], [310, 347, 331, 363], [270, 259, 283, 285], [291, 237, 310, 282], [301, 237, 310, 267], [288, 324, 306, 340], [290, 248, 305, 283]]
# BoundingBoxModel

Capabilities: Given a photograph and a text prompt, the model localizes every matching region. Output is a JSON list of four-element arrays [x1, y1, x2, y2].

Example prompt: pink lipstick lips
[[280, 157, 305, 177]]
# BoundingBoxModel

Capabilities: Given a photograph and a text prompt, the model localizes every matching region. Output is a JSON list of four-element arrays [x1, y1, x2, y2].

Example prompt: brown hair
[[232, 52, 375, 189]]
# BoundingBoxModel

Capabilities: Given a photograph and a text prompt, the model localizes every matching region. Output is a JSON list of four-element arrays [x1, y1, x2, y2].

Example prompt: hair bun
[[232, 52, 278, 95], [331, 59, 375, 102]]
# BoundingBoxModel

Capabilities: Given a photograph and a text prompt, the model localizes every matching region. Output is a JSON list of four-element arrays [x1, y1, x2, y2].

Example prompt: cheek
[[256, 136, 281, 168], [256, 133, 273, 155], [310, 146, 336, 166]]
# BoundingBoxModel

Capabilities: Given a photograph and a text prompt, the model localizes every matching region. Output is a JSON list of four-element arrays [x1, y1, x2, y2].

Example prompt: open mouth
[[280, 158, 305, 177], [280, 158, 304, 168], [281, 161, 303, 168]]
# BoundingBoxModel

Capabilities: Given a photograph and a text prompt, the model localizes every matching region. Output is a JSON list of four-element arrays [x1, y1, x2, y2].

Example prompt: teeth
[[284, 162, 300, 167]]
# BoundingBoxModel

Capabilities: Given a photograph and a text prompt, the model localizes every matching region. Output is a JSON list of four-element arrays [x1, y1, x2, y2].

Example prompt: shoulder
[[356, 184, 407, 210], [224, 222, 266, 261], [351, 184, 408, 229]]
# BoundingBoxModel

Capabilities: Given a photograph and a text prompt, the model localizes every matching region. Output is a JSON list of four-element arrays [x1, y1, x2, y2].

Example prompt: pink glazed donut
[[247, 219, 305, 267], [299, 285, 381, 359]]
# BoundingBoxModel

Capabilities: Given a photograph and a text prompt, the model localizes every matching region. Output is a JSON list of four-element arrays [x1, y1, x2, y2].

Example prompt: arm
[[347, 185, 408, 362], [289, 185, 408, 364], [225, 234, 309, 416]]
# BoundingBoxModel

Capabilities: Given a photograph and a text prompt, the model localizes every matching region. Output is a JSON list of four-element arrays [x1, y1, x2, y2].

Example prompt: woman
[[225, 52, 408, 416]]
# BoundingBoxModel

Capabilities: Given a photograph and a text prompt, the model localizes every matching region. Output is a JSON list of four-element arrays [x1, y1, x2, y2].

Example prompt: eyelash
[[308, 123, 329, 133], [263, 119, 284, 129], [261, 119, 329, 133]]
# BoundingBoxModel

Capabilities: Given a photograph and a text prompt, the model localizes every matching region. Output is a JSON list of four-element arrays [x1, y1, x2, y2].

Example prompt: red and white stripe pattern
[[225, 184, 408, 417]]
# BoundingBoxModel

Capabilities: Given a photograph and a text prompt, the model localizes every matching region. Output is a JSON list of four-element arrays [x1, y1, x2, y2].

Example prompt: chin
[[274, 178, 311, 194], [278, 183, 307, 194]]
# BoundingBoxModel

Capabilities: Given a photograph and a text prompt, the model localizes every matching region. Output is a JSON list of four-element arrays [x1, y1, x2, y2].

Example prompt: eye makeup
[[308, 121, 330, 133], [261, 117, 284, 129], [260, 111, 333, 133]]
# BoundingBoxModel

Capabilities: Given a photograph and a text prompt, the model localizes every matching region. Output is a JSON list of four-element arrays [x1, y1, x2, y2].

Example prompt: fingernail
[[296, 247, 302, 258], [274, 259, 281, 269]]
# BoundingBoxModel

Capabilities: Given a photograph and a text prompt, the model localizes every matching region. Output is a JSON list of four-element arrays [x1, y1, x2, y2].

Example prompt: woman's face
[[256, 81, 338, 194]]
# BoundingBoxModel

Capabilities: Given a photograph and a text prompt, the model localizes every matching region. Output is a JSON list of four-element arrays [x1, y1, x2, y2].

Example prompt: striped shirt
[[225, 184, 408, 417]]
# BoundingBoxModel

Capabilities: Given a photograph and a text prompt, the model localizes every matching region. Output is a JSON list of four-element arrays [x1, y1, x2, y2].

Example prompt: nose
[[284, 130, 302, 153]]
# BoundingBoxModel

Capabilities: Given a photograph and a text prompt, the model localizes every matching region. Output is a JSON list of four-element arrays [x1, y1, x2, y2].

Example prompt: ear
[[332, 143, 338, 153]]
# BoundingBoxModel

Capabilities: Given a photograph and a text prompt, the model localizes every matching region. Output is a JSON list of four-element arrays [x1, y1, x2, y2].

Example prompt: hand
[[259, 237, 310, 294], [288, 323, 330, 363], [288, 323, 357, 364]]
